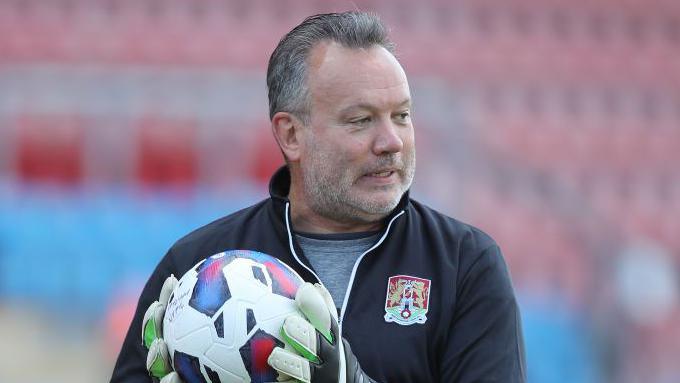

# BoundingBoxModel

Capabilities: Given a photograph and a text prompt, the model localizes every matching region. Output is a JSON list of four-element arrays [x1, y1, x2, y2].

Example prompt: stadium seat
[[15, 114, 85, 185], [135, 117, 198, 187]]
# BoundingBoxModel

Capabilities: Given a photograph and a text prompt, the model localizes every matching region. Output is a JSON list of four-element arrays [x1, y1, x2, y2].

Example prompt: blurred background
[[0, 0, 679, 382]]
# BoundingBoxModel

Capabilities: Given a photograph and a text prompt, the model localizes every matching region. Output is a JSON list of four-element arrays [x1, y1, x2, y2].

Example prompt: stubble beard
[[302, 150, 416, 225]]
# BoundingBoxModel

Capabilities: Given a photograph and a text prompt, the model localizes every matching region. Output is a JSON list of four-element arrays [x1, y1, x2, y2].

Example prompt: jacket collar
[[269, 165, 292, 203], [268, 165, 411, 221]]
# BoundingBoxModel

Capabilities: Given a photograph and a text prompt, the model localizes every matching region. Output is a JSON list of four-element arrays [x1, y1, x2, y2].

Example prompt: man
[[111, 11, 526, 382]]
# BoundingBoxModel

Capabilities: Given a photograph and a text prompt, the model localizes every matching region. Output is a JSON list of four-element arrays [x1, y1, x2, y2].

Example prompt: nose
[[373, 120, 404, 155]]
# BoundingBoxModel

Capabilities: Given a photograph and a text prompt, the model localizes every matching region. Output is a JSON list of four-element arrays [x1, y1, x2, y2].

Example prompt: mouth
[[357, 167, 403, 191], [367, 170, 396, 178], [362, 168, 401, 183]]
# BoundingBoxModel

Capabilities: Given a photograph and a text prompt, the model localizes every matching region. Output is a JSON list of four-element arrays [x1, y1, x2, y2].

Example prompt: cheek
[[305, 128, 372, 168], [401, 130, 416, 154], [323, 134, 366, 163], [302, 136, 343, 169], [347, 142, 369, 160], [343, 134, 374, 158], [401, 127, 415, 145]]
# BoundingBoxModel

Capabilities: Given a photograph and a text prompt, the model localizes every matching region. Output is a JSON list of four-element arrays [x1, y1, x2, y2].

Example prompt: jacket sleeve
[[440, 245, 527, 382], [109, 249, 179, 383]]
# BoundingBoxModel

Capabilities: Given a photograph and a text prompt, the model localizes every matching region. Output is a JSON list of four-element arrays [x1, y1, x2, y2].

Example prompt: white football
[[163, 250, 304, 383]]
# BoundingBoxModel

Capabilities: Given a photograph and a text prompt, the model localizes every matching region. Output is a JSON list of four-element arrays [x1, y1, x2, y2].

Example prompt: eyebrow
[[339, 99, 412, 115]]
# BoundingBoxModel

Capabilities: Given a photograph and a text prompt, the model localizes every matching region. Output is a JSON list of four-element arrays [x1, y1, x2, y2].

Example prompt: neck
[[288, 180, 384, 235]]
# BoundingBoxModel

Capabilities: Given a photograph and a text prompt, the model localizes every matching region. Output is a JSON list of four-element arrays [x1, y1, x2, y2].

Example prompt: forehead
[[307, 42, 410, 111]]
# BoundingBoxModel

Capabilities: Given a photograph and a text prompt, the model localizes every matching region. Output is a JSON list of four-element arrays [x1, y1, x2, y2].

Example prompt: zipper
[[284, 202, 323, 283], [283, 201, 405, 335], [338, 210, 405, 334], [283, 201, 404, 381]]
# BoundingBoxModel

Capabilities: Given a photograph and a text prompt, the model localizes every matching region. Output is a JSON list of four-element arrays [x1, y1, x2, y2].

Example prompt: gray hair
[[266, 11, 395, 122]]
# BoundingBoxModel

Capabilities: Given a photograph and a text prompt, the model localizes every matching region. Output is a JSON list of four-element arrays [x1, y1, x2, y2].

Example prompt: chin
[[356, 193, 402, 216]]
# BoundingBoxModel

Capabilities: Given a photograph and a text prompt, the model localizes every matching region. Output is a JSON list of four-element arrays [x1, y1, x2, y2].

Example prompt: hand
[[268, 283, 377, 383], [141, 275, 183, 383]]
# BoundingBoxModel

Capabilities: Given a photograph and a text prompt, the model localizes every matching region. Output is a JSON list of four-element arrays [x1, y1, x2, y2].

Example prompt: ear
[[271, 112, 304, 162]]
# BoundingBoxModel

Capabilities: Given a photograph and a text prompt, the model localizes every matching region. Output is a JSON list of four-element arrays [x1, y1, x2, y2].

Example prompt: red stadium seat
[[135, 116, 198, 187], [16, 114, 85, 184]]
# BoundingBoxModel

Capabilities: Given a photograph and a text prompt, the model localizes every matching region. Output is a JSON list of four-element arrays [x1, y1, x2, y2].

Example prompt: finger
[[268, 346, 311, 383], [159, 371, 183, 383], [295, 283, 333, 343], [142, 300, 166, 348], [313, 283, 338, 321], [159, 275, 178, 306], [146, 338, 173, 379], [266, 369, 297, 383], [281, 314, 319, 363]]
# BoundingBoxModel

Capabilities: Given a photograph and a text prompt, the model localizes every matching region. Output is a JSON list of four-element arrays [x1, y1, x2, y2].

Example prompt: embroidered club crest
[[384, 275, 431, 325]]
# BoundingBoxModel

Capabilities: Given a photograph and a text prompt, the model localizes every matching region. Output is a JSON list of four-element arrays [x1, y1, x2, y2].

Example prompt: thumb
[[295, 283, 335, 343], [159, 274, 178, 306], [312, 283, 338, 322]]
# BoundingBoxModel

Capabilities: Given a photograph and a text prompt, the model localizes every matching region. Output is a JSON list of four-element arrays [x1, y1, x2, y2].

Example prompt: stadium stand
[[0, 1, 678, 382]]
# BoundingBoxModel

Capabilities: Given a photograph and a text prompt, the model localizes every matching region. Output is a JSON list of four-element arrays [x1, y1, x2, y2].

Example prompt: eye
[[350, 116, 372, 125], [395, 111, 411, 123]]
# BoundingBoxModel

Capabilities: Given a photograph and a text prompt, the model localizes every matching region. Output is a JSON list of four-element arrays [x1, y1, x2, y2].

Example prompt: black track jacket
[[111, 167, 526, 382]]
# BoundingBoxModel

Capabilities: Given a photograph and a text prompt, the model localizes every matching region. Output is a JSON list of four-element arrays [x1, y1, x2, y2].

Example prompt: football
[[163, 250, 304, 383]]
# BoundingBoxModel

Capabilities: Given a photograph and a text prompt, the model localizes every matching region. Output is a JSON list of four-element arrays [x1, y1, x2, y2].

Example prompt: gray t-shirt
[[296, 231, 380, 309]]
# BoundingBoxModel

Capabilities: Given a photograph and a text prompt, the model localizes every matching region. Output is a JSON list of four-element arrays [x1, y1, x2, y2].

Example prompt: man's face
[[298, 42, 416, 225]]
